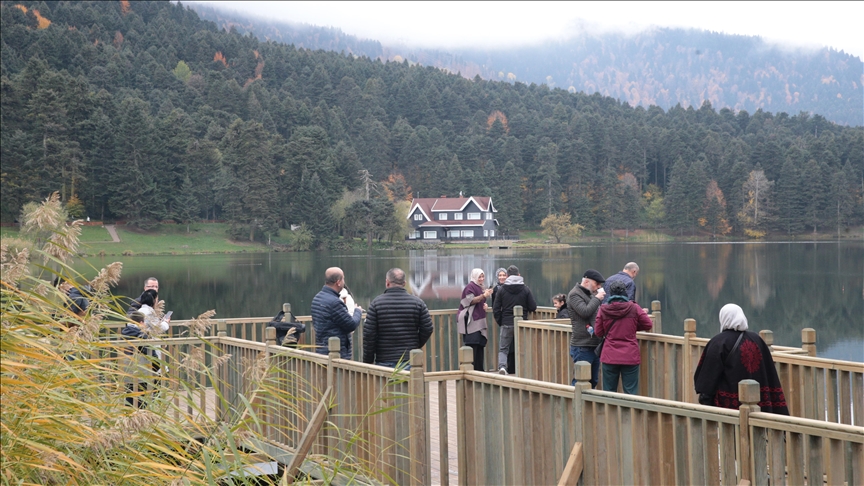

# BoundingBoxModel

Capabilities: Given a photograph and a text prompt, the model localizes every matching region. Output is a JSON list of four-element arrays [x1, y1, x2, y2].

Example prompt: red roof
[[408, 197, 495, 221]]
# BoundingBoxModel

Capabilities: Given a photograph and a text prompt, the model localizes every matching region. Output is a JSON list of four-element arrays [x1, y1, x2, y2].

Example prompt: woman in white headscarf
[[458, 268, 493, 372], [693, 304, 788, 414]]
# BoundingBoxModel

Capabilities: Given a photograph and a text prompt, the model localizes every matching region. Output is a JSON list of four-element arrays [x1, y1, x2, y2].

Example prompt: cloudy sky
[[191, 1, 863, 58]]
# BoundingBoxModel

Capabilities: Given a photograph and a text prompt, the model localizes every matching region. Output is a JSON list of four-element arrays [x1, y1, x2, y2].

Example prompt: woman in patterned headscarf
[[458, 268, 494, 372], [693, 304, 788, 414]]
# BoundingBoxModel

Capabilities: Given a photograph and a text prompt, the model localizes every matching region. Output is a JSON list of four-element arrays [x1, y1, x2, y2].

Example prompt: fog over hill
[[191, 3, 863, 126]]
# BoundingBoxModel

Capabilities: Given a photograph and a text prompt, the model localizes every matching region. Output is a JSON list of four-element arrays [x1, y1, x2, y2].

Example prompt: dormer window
[[438, 213, 448, 220], [414, 213, 423, 221], [467, 212, 481, 220], [454, 213, 463, 220]]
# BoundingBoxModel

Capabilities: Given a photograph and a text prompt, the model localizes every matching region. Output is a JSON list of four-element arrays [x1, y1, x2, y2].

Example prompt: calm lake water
[[86, 241, 863, 362]]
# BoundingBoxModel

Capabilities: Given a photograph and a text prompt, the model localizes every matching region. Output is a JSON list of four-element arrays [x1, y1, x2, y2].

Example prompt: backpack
[[266, 309, 306, 347]]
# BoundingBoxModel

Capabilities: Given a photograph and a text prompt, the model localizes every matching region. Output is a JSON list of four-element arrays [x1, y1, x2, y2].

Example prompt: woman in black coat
[[694, 303, 788, 414]]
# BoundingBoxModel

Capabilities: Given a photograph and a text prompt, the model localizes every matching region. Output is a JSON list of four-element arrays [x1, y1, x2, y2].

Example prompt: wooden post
[[459, 345, 475, 372], [758, 330, 773, 352], [327, 337, 340, 390], [265, 326, 277, 349], [409, 349, 429, 485], [738, 379, 761, 484], [513, 305, 523, 376], [651, 301, 662, 334], [457, 346, 473, 483], [573, 362, 592, 442], [683, 318, 697, 403], [216, 320, 228, 418], [801, 328, 817, 357]]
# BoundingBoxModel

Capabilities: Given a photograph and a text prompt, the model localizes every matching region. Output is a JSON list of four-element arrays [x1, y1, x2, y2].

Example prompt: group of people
[[117, 263, 782, 415]]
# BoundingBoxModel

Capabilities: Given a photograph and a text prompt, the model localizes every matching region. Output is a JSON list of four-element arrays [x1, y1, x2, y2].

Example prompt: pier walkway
[[112, 304, 863, 485]]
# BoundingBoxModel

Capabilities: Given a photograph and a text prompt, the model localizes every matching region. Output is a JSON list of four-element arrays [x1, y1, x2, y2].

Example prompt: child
[[552, 294, 570, 319]]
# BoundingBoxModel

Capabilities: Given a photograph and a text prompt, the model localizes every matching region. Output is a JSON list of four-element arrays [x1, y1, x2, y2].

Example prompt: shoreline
[[2, 224, 860, 257]]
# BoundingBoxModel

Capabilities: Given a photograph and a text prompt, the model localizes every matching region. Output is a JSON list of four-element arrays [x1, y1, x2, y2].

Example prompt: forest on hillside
[[190, 3, 864, 127], [1, 1, 862, 245]]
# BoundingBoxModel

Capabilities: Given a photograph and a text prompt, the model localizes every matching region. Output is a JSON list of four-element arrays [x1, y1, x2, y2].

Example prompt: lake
[[86, 241, 863, 362]]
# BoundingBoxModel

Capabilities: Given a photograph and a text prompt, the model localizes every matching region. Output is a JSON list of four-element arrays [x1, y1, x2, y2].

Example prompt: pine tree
[[664, 157, 689, 235]]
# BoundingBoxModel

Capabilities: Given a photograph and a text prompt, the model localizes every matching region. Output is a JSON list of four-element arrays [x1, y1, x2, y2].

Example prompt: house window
[[454, 213, 463, 220], [414, 213, 423, 221], [467, 212, 481, 220], [461, 230, 474, 238], [484, 230, 489, 237], [490, 230, 495, 237], [409, 231, 420, 239], [447, 230, 460, 238], [486, 213, 492, 220], [423, 231, 437, 239], [438, 213, 448, 220]]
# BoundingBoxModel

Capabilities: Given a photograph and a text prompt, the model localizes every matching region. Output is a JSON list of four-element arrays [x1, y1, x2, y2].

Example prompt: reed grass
[[1, 193, 398, 484]]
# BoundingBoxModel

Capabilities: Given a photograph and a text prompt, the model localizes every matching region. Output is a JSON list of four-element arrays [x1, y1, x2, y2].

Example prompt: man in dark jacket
[[311, 267, 363, 359], [567, 269, 606, 388], [362, 268, 434, 367], [603, 262, 639, 303], [492, 265, 537, 374]]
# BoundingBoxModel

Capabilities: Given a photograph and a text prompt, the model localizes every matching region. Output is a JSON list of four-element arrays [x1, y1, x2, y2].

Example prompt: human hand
[[483, 303, 489, 311], [595, 288, 606, 300]]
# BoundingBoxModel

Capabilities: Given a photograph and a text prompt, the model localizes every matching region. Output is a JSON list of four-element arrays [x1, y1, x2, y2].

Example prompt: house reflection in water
[[407, 251, 508, 306]]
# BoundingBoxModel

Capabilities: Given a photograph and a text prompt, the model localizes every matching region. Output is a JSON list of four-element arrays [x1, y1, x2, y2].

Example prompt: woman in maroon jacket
[[594, 281, 653, 394]]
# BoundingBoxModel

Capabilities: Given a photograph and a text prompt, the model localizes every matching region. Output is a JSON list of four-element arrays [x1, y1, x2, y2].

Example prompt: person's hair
[[386, 268, 406, 286], [144, 277, 158, 286], [140, 289, 158, 307], [507, 265, 519, 276], [496, 267, 507, 277], [469, 268, 484, 285], [552, 293, 566, 305], [623, 262, 639, 272], [324, 268, 343, 285], [129, 312, 145, 324], [609, 281, 628, 297]]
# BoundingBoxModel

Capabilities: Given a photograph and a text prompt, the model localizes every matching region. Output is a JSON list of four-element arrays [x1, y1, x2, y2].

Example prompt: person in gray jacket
[[363, 268, 434, 368], [567, 269, 606, 388]]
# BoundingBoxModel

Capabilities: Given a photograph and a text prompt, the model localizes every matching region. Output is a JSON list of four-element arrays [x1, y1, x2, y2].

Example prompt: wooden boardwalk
[[428, 381, 458, 485], [199, 381, 460, 484]]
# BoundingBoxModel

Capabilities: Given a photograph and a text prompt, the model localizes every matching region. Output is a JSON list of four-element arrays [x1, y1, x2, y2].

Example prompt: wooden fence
[[107, 302, 862, 427]]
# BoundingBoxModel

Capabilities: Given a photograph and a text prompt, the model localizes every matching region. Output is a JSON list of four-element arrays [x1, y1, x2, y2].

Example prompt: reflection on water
[[82, 241, 863, 362]]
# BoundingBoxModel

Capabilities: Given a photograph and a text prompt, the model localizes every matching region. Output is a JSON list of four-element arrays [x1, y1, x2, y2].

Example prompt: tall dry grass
[[1, 193, 406, 485]]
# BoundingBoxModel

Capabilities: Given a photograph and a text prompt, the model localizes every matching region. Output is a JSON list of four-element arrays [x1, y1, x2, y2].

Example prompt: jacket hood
[[503, 275, 524, 285], [601, 301, 638, 319]]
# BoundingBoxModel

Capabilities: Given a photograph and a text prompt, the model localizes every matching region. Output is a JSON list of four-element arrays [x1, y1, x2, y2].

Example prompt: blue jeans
[[602, 363, 640, 394], [570, 346, 600, 388]]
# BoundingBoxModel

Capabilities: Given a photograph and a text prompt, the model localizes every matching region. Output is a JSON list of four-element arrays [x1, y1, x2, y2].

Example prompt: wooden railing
[[107, 302, 862, 427], [216, 331, 424, 485], [110, 328, 862, 485]]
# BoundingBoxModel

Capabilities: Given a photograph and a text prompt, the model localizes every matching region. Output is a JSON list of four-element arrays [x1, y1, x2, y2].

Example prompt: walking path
[[104, 224, 120, 242]]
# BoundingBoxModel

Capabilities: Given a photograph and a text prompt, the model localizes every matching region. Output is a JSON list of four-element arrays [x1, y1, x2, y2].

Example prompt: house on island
[[407, 196, 498, 240]]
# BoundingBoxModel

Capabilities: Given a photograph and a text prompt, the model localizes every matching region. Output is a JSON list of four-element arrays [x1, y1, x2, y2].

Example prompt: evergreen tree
[[664, 157, 689, 235], [297, 172, 335, 246]]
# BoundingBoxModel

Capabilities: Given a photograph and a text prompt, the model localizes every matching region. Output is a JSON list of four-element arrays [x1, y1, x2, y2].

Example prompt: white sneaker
[[498, 366, 508, 375]]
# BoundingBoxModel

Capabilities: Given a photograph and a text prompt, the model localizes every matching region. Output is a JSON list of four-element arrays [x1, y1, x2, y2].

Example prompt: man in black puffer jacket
[[363, 268, 434, 368]]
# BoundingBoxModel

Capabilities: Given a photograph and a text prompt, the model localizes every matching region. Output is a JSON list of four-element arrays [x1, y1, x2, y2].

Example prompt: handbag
[[593, 318, 620, 357]]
